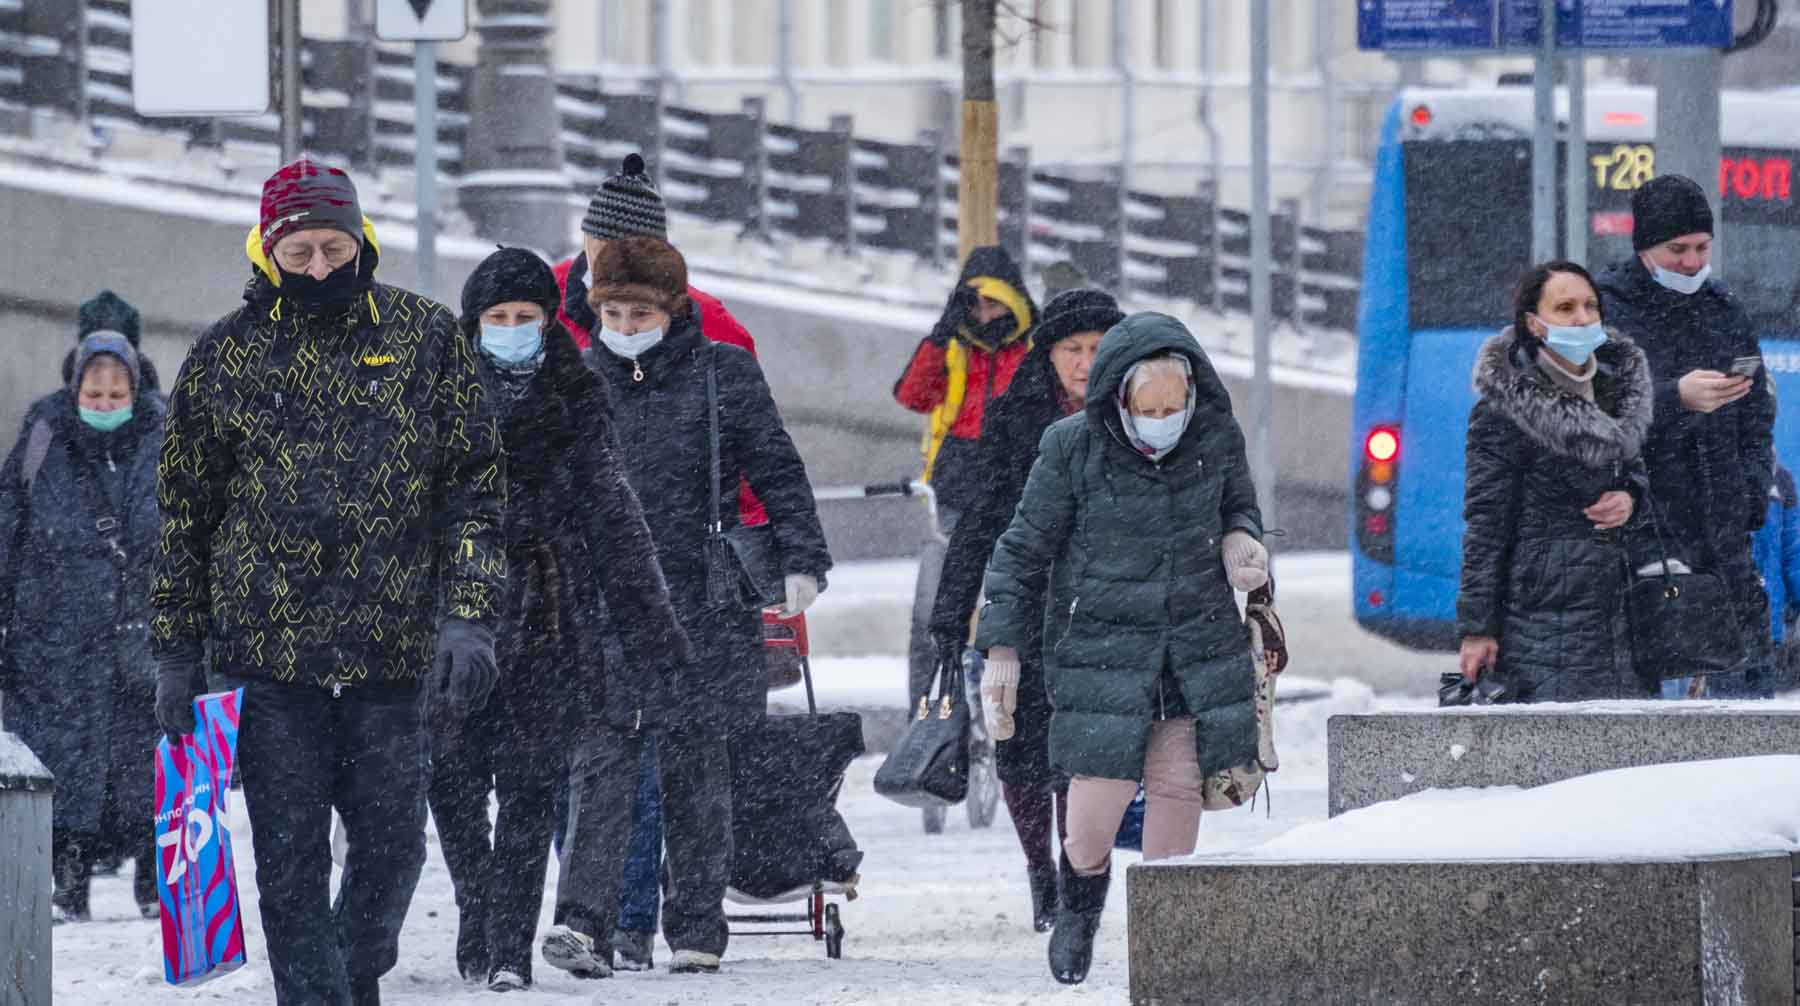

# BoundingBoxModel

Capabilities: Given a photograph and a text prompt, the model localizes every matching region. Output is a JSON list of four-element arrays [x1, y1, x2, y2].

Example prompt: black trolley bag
[[726, 633, 863, 958]]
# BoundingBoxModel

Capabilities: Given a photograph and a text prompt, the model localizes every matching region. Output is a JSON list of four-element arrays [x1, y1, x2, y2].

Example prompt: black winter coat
[[1595, 259, 1776, 560], [974, 314, 1262, 780], [1457, 331, 1655, 701], [930, 338, 1076, 787], [0, 393, 166, 835], [584, 315, 831, 737], [466, 319, 687, 755], [152, 226, 507, 693]]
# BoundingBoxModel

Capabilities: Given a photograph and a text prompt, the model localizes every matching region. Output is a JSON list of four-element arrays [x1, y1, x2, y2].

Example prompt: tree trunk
[[958, 0, 999, 266]]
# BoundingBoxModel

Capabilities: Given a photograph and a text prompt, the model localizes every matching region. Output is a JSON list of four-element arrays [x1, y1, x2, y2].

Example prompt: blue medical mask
[[80, 406, 132, 432], [1647, 261, 1710, 296], [1535, 318, 1607, 366], [479, 320, 544, 365], [1132, 410, 1189, 453], [598, 325, 664, 361]]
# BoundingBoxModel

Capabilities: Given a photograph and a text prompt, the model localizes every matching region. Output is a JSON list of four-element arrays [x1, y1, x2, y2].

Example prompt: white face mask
[[1646, 260, 1710, 296], [598, 325, 664, 360], [1132, 410, 1189, 452]]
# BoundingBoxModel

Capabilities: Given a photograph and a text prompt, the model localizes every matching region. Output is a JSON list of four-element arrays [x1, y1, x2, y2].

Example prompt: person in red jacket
[[551, 152, 767, 971]]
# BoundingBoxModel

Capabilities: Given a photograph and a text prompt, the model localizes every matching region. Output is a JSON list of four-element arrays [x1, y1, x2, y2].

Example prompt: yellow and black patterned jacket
[[151, 220, 506, 692]]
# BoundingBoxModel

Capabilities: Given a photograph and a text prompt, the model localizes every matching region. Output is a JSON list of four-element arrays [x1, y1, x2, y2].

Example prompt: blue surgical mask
[[80, 406, 132, 432], [1132, 410, 1189, 453], [1648, 261, 1710, 296], [1536, 318, 1607, 366], [598, 325, 664, 361], [479, 321, 543, 365]]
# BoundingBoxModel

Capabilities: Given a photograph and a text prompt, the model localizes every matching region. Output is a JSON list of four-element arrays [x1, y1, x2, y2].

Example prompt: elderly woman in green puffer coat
[[974, 312, 1273, 985]]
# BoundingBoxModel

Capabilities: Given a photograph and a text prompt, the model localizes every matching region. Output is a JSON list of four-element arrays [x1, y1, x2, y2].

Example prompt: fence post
[[1201, 177, 1223, 313], [1282, 195, 1306, 348], [830, 112, 856, 256], [918, 128, 944, 268], [742, 96, 769, 242], [1004, 143, 1031, 284]]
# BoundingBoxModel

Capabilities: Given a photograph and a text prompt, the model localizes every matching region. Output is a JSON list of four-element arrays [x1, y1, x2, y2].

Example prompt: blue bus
[[1351, 87, 1800, 650]]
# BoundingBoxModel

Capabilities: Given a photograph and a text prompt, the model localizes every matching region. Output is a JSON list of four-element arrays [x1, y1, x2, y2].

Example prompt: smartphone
[[1730, 355, 1763, 379]]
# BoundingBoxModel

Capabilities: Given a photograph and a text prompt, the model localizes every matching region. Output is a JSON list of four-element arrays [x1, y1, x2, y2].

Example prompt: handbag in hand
[[1626, 490, 1745, 681], [873, 650, 970, 808], [702, 345, 787, 611]]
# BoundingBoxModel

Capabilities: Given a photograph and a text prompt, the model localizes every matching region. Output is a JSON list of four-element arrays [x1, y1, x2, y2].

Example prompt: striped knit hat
[[582, 153, 668, 241]]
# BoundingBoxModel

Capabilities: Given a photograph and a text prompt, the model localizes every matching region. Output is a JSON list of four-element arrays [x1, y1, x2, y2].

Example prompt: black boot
[[349, 976, 381, 1006], [1027, 863, 1059, 933], [1047, 854, 1108, 985]]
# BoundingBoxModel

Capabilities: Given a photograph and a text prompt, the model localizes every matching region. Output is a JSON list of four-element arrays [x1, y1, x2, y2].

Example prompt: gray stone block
[[0, 729, 53, 1006], [1128, 854, 1794, 1006], [1329, 707, 1800, 817]]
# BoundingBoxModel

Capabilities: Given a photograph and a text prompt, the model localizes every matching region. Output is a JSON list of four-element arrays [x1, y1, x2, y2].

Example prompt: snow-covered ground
[[50, 672, 1424, 1005]]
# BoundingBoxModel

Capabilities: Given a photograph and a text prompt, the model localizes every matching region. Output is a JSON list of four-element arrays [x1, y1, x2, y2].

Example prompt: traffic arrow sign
[[376, 0, 467, 41]]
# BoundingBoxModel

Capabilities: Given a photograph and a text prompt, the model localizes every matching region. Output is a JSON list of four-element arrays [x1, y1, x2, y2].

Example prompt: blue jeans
[[618, 736, 663, 934]]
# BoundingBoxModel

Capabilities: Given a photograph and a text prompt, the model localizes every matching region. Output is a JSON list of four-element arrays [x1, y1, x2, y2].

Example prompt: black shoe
[[1027, 864, 1059, 934], [1047, 854, 1109, 985], [612, 928, 654, 972], [454, 914, 489, 983], [350, 976, 381, 1006]]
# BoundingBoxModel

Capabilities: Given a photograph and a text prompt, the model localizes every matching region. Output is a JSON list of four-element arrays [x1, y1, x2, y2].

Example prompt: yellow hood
[[245, 215, 383, 287]]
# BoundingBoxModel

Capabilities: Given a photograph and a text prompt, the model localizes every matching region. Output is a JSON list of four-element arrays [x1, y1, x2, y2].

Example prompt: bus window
[[1402, 140, 1533, 331]]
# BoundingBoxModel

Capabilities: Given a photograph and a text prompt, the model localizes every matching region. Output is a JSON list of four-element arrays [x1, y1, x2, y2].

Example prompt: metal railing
[[0, 2, 1366, 332]]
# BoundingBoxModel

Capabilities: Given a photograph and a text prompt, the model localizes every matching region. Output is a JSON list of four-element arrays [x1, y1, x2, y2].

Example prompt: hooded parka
[[974, 313, 1262, 780], [584, 315, 831, 737], [1457, 330, 1655, 700], [150, 221, 507, 690], [0, 364, 166, 835]]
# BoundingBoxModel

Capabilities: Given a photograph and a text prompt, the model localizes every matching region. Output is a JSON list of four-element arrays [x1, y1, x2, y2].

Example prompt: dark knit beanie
[[1631, 174, 1714, 252], [587, 237, 690, 318], [582, 153, 669, 242], [78, 290, 141, 348], [259, 155, 364, 256], [460, 247, 562, 338], [71, 331, 141, 393]]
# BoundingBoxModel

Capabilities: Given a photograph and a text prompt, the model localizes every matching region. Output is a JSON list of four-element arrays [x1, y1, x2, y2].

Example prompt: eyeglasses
[[275, 238, 359, 273]]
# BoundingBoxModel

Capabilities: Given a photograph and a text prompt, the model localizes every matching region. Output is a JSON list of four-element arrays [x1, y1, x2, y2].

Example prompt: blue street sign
[[1358, 0, 1733, 52]]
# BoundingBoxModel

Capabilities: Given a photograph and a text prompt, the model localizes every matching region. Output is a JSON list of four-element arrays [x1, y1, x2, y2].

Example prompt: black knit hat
[[460, 247, 561, 339], [1034, 288, 1125, 350], [1632, 174, 1714, 252], [582, 153, 668, 241], [78, 290, 141, 348]]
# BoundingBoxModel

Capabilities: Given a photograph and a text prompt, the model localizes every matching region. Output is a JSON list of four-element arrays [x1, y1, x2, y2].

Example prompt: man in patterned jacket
[[152, 156, 506, 1006]]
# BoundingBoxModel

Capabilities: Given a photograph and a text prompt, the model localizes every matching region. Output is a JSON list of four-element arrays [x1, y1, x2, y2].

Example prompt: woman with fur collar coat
[[1456, 261, 1656, 702]]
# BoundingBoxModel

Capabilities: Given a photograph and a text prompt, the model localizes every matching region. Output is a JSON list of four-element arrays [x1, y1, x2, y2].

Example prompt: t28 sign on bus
[[1590, 144, 1794, 203]]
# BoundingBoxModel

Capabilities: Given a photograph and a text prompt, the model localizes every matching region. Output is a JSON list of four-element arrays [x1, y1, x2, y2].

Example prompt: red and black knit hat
[[259, 155, 364, 256]]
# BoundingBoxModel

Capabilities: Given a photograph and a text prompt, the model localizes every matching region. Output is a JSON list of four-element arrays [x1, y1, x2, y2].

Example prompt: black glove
[[927, 287, 977, 347], [155, 646, 205, 742], [429, 619, 497, 731]]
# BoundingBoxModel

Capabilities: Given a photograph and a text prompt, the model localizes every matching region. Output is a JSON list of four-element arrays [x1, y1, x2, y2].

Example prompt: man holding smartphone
[[1596, 173, 1778, 696]]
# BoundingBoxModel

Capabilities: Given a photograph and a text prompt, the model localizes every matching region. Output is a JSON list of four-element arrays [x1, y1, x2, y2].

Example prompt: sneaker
[[667, 950, 720, 974], [540, 925, 612, 979], [611, 929, 654, 972], [486, 969, 529, 992]]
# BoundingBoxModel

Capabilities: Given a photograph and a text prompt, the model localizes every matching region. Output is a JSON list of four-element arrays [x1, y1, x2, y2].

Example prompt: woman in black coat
[[542, 236, 831, 979], [929, 288, 1123, 932], [1457, 261, 1655, 701], [0, 332, 165, 922], [427, 248, 687, 992]]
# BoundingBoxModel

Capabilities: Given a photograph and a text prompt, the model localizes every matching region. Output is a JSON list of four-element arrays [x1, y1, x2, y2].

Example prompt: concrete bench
[[1129, 756, 1800, 1005], [1328, 704, 1800, 817], [0, 728, 53, 1006]]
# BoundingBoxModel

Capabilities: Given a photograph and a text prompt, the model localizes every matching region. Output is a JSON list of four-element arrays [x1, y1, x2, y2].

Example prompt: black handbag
[[703, 346, 786, 611], [873, 654, 969, 808], [1626, 491, 1746, 681]]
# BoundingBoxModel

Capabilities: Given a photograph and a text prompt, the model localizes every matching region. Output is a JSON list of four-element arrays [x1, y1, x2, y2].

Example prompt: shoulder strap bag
[[703, 344, 788, 611]]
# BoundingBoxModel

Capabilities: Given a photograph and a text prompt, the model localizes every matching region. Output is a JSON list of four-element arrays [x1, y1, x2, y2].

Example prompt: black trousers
[[235, 679, 428, 1006], [554, 726, 732, 957], [427, 722, 558, 982]]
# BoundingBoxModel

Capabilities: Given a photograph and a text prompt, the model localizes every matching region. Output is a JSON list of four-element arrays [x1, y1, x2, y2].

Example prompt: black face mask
[[278, 257, 364, 313]]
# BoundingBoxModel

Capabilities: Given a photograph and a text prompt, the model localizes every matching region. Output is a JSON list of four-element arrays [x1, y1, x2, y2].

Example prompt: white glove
[[782, 573, 820, 616], [982, 647, 1021, 741], [1222, 530, 1269, 591]]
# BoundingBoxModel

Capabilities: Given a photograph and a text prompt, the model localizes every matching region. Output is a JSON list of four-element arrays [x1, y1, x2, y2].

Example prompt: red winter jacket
[[555, 255, 767, 526], [893, 338, 1031, 441]]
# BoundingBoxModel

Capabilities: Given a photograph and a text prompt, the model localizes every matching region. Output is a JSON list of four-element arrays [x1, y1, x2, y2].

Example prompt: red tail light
[[1410, 105, 1432, 128], [1365, 428, 1400, 463], [1364, 514, 1391, 536]]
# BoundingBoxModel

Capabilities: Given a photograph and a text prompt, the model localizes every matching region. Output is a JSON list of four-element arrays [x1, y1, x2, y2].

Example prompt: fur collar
[[1471, 329, 1653, 468]]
